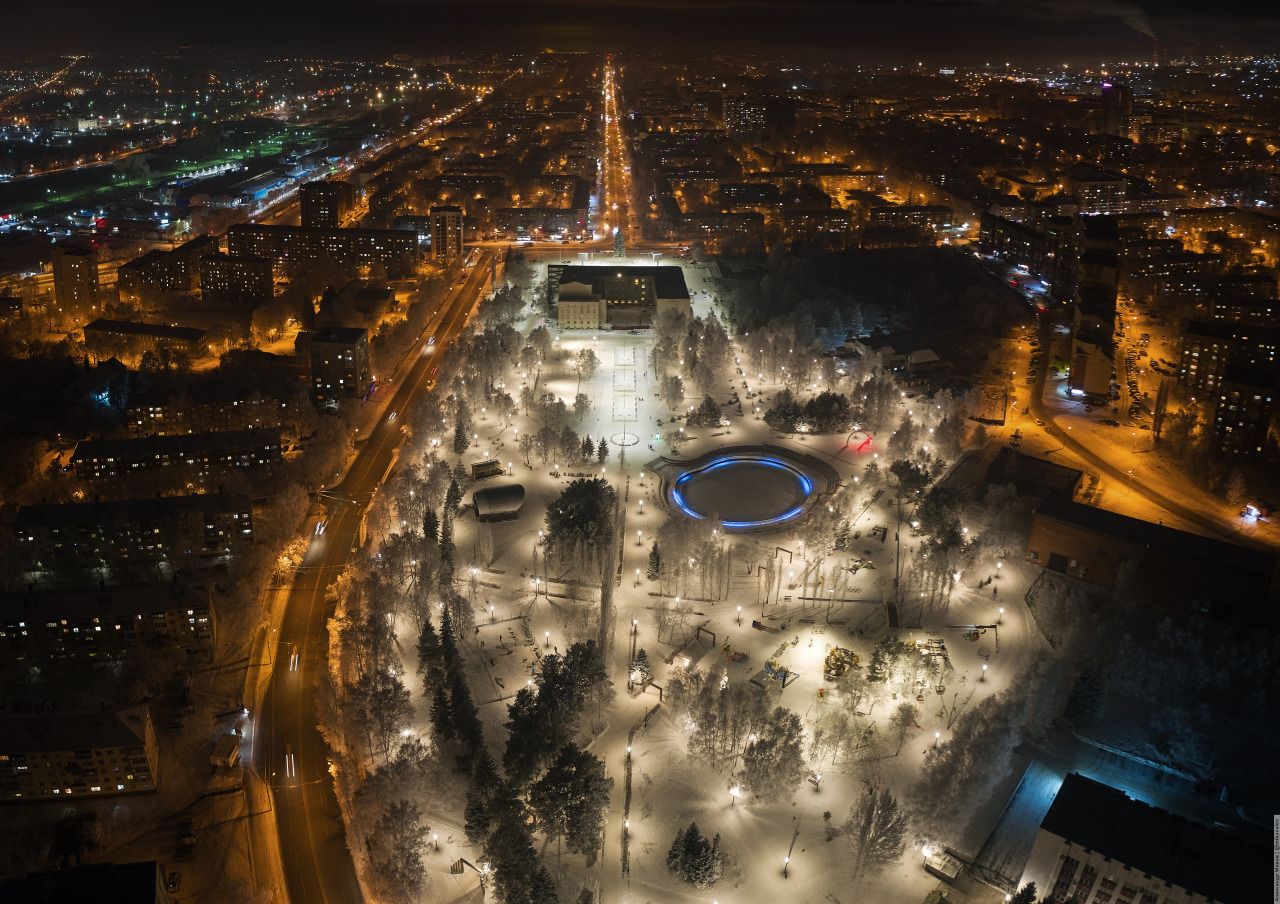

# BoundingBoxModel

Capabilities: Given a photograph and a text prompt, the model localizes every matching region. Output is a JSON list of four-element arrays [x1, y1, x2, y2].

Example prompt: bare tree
[[844, 786, 908, 880]]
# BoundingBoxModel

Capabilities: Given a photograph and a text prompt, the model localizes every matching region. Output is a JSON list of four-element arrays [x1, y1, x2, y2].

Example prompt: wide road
[[255, 250, 494, 904]]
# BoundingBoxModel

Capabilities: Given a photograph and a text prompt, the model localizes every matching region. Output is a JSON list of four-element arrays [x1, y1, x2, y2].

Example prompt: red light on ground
[[857, 436, 873, 453]]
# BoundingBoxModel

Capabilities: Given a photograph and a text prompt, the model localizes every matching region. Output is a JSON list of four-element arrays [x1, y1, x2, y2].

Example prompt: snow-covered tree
[[666, 822, 724, 888], [739, 706, 807, 802], [844, 786, 908, 880]]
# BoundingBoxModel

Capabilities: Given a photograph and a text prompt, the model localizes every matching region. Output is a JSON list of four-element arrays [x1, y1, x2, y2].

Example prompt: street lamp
[[545, 630, 551, 648], [933, 731, 940, 748], [997, 606, 1005, 625], [729, 785, 740, 805], [981, 663, 988, 681], [996, 560, 1003, 579], [736, 605, 742, 626], [783, 855, 791, 878]]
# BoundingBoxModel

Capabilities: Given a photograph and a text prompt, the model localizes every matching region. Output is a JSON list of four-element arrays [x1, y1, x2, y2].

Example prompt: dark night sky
[[7, 0, 1280, 61]]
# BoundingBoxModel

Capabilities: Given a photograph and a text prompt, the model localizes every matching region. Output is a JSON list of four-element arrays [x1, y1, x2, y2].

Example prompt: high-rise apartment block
[[300, 179, 357, 228], [52, 243, 99, 313], [430, 205, 465, 261]]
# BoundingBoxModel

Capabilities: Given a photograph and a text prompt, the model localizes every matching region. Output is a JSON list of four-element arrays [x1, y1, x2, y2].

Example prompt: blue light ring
[[668, 454, 814, 530]]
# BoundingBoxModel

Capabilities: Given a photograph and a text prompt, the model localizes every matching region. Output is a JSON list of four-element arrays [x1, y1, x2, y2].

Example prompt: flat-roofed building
[[430, 205, 465, 261], [309, 326, 372, 401], [1027, 495, 1276, 621], [868, 204, 953, 231], [1069, 167, 1129, 215], [1210, 294, 1279, 328], [1210, 366, 1277, 457], [1179, 320, 1280, 395], [0, 861, 171, 902], [14, 493, 254, 576], [555, 281, 605, 329], [723, 96, 767, 135], [71, 428, 282, 481], [117, 235, 218, 302], [300, 179, 356, 228], [82, 319, 208, 357], [51, 243, 98, 314], [0, 583, 216, 662], [0, 707, 159, 801], [1022, 773, 1266, 904], [227, 224, 417, 276], [125, 384, 307, 436], [199, 253, 273, 308], [781, 208, 852, 247], [548, 264, 691, 330]]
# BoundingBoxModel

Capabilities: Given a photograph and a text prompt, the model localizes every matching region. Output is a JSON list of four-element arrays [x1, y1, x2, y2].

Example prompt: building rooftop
[[15, 493, 250, 532], [0, 581, 210, 623], [1219, 364, 1279, 390], [1041, 773, 1267, 904], [552, 264, 690, 301], [0, 860, 168, 904], [310, 326, 369, 344], [82, 319, 206, 342], [72, 428, 281, 464], [1182, 319, 1280, 341], [0, 707, 151, 755], [986, 448, 1083, 499], [1034, 494, 1276, 577], [228, 223, 415, 239]]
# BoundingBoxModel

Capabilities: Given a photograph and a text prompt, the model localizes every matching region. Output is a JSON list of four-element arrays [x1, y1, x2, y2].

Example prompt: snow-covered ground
[[366, 258, 1031, 903]]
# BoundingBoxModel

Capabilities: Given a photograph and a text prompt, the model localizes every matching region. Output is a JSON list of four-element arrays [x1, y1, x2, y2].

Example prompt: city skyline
[[0, 20, 1276, 904]]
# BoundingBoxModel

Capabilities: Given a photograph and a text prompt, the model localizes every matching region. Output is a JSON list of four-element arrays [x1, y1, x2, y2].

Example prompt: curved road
[[254, 251, 494, 904], [1028, 320, 1269, 548]]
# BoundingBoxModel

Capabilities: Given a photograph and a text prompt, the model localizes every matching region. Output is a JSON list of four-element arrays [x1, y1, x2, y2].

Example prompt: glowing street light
[[981, 663, 988, 681], [729, 785, 740, 805]]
